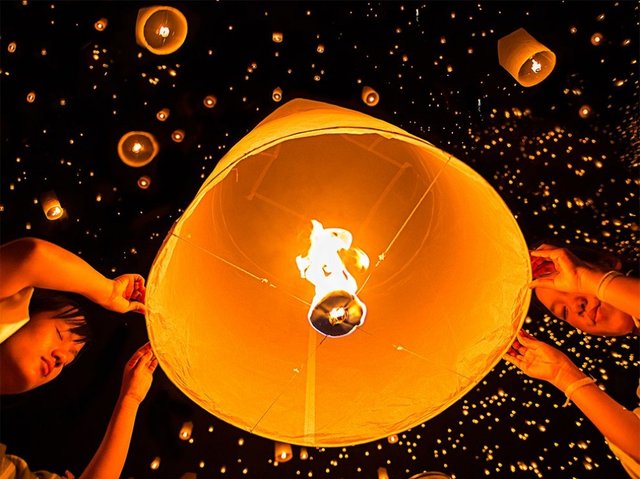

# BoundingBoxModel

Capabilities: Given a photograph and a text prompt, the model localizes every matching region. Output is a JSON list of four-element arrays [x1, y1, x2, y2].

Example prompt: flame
[[530, 58, 542, 73], [296, 220, 369, 336]]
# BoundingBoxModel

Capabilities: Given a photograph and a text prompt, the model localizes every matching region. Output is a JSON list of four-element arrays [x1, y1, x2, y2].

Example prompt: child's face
[[0, 308, 85, 394]]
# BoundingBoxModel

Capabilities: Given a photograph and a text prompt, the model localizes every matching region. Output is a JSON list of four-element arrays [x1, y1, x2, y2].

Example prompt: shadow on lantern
[[146, 98, 530, 447], [117, 131, 159, 167], [497, 28, 556, 87], [136, 5, 188, 55]]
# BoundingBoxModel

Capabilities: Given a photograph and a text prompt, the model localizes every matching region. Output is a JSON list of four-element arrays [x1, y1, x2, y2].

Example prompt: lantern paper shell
[[361, 86, 380, 106], [135, 6, 188, 55], [146, 99, 530, 447], [497, 28, 556, 87], [274, 442, 293, 463], [41, 191, 64, 220], [118, 131, 159, 167]]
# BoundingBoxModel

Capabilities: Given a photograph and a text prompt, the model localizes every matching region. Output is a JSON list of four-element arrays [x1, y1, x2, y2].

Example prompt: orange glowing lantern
[[179, 421, 193, 440], [150, 456, 161, 470], [203, 95, 217, 108], [156, 108, 170, 121], [8, 42, 16, 53], [94, 18, 108, 31], [137, 175, 152, 189], [41, 191, 64, 220], [136, 5, 188, 55], [272, 32, 283, 43], [299, 447, 309, 460], [274, 442, 293, 463], [272, 87, 283, 102], [146, 99, 530, 447], [590, 33, 603, 46], [171, 129, 185, 143], [497, 28, 556, 87], [117, 131, 159, 167], [578, 105, 592, 118], [361, 86, 379, 106], [387, 434, 399, 444], [378, 467, 390, 479], [26, 91, 36, 103]]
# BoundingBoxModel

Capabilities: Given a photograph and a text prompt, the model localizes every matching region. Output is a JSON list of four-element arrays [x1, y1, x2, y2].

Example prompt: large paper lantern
[[146, 99, 530, 446], [497, 28, 556, 87], [135, 6, 188, 55], [117, 131, 159, 167]]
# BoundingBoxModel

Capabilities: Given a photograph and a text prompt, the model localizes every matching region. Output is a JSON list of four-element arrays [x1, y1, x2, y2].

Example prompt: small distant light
[[579, 105, 592, 118], [570, 26, 577, 34], [156, 108, 170, 121], [272, 32, 283, 43], [137, 175, 151, 189], [26, 91, 36, 103], [361, 86, 379, 107], [272, 87, 283, 102], [94, 18, 108, 31], [591, 33, 603, 46], [150, 456, 161, 470], [171, 129, 185, 142], [203, 95, 217, 108], [7, 42, 17, 53], [387, 434, 399, 444], [317, 43, 325, 53]]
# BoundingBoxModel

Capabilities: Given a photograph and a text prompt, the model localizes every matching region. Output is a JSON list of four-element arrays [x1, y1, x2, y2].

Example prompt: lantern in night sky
[[146, 99, 530, 446], [135, 6, 188, 55], [156, 108, 170, 121], [203, 95, 217, 108], [274, 442, 293, 463], [171, 129, 185, 143], [272, 32, 283, 43], [41, 191, 63, 220], [378, 467, 390, 479], [94, 18, 108, 31], [179, 421, 193, 440], [361, 86, 379, 106], [272, 87, 283, 102], [497, 28, 556, 87], [117, 131, 159, 167]]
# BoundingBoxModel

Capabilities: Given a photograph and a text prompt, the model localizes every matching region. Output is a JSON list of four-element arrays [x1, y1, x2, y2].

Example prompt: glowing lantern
[[117, 131, 159, 167], [150, 456, 161, 470], [361, 86, 379, 106], [8, 42, 16, 53], [317, 44, 325, 53], [387, 434, 399, 444], [272, 32, 283, 43], [274, 442, 293, 463], [578, 105, 592, 118], [146, 99, 530, 447], [138, 175, 152, 189], [272, 87, 283, 102], [171, 129, 185, 143], [135, 6, 188, 55], [497, 28, 556, 87], [203, 95, 217, 108], [156, 108, 170, 121], [378, 467, 390, 479], [94, 18, 108, 31], [179, 421, 193, 440], [299, 447, 309, 460], [41, 191, 63, 220], [591, 33, 603, 46], [26, 91, 36, 103]]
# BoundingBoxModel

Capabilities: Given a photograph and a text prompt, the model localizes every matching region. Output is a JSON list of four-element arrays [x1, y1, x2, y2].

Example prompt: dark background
[[1, 1, 638, 478]]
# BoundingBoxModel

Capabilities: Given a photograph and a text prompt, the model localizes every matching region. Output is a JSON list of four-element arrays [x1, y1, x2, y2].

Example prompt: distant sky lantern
[[146, 99, 530, 447], [137, 175, 152, 189], [179, 421, 193, 440], [171, 129, 185, 142], [317, 43, 325, 53], [361, 86, 379, 106], [299, 447, 309, 460], [274, 442, 293, 463], [150, 456, 161, 470], [497, 28, 556, 87], [94, 18, 108, 31], [272, 87, 283, 102], [135, 5, 188, 55], [156, 108, 170, 121], [40, 191, 64, 220], [117, 131, 159, 167], [26, 91, 36, 103], [8, 42, 16, 53], [579, 105, 592, 118], [203, 95, 217, 108], [378, 467, 390, 479], [272, 32, 283, 43], [387, 434, 399, 444], [590, 33, 603, 46]]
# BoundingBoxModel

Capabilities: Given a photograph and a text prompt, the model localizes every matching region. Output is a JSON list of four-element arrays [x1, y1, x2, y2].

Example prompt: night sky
[[1, 1, 638, 478]]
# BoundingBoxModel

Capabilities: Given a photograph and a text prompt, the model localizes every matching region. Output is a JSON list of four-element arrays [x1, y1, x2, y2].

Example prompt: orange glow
[[591, 33, 603, 45], [117, 131, 159, 167], [203, 95, 217, 108], [579, 105, 592, 118], [272, 32, 283, 43], [137, 176, 151, 189], [317, 44, 325, 53], [171, 129, 185, 143], [498, 28, 556, 87], [179, 421, 193, 440], [8, 42, 16, 53], [26, 91, 36, 103], [274, 442, 292, 463], [94, 18, 108, 31], [272, 87, 283, 102], [41, 191, 64, 220], [299, 447, 309, 460], [156, 108, 170, 121], [361, 86, 379, 106], [387, 434, 399, 444], [136, 6, 188, 55]]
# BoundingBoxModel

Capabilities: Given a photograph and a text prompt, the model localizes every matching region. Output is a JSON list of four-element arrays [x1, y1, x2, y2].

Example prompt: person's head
[[532, 243, 637, 337], [0, 289, 91, 394]]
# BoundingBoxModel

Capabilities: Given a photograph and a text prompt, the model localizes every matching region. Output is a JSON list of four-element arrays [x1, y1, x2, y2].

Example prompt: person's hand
[[529, 244, 601, 294], [103, 274, 146, 314], [504, 330, 580, 386], [119, 342, 157, 405]]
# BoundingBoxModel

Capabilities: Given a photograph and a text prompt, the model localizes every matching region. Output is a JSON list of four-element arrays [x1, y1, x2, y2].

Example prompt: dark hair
[[29, 289, 92, 344]]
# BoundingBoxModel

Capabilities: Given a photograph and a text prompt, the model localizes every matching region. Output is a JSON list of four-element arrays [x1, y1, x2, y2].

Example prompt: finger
[[531, 243, 556, 253], [128, 347, 148, 368], [503, 354, 521, 368], [516, 331, 537, 348], [129, 301, 147, 314]]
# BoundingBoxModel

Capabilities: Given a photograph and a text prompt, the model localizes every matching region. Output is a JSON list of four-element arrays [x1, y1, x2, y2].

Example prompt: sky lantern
[[146, 99, 530, 447], [117, 131, 159, 167], [135, 6, 188, 55], [274, 442, 293, 463], [272, 87, 283, 102], [156, 108, 170, 121], [179, 421, 193, 440], [497, 28, 556, 87], [40, 191, 63, 220], [94, 18, 108, 31], [361, 86, 380, 106]]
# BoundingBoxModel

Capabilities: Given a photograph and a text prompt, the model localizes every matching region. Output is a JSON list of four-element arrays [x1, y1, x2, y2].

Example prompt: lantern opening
[[296, 220, 369, 336]]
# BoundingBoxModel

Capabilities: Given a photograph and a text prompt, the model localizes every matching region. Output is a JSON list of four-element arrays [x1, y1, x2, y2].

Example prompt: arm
[[505, 331, 640, 462], [79, 343, 157, 479], [530, 245, 640, 318], [0, 237, 146, 313]]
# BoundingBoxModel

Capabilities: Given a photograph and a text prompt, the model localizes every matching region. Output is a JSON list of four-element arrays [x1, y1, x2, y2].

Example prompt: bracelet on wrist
[[595, 271, 623, 302], [563, 376, 596, 407]]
